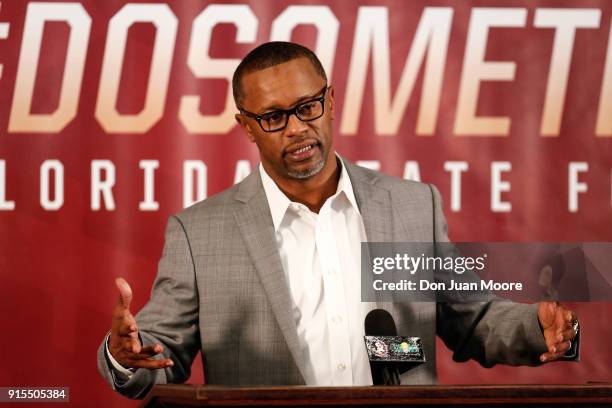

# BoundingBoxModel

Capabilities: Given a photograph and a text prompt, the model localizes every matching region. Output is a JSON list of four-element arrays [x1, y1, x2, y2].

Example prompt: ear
[[235, 113, 256, 143], [327, 85, 335, 121]]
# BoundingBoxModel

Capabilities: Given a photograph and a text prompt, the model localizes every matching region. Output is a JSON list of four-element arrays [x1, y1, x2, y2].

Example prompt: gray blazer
[[97, 159, 547, 399]]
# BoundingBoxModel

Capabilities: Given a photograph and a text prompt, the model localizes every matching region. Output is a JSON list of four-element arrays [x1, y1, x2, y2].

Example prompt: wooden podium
[[141, 384, 612, 407]]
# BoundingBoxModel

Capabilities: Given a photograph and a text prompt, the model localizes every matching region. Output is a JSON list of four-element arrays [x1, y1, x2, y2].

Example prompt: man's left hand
[[538, 301, 578, 363]]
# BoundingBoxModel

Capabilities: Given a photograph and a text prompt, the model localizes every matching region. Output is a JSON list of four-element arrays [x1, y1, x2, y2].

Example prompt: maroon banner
[[0, 1, 610, 407]]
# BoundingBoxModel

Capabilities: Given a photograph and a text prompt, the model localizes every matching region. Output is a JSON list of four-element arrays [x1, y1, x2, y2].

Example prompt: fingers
[[540, 351, 554, 362], [540, 349, 565, 363], [540, 303, 578, 363], [558, 306, 576, 325], [556, 306, 572, 327], [109, 340, 174, 370], [122, 348, 174, 370], [128, 345, 164, 360], [115, 277, 133, 310], [552, 306, 577, 342], [559, 327, 576, 343], [129, 344, 174, 368], [136, 344, 164, 357], [545, 314, 575, 351], [540, 339, 571, 362], [543, 337, 569, 357], [557, 340, 572, 354], [129, 357, 174, 370]]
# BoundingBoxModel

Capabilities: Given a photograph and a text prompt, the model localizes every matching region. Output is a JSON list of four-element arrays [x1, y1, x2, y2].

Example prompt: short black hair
[[232, 41, 327, 107]]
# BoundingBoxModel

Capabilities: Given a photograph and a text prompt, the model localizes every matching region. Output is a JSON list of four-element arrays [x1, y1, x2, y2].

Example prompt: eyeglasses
[[239, 85, 328, 132]]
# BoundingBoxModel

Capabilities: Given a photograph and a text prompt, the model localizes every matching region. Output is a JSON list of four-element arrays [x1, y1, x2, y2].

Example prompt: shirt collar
[[259, 155, 361, 231]]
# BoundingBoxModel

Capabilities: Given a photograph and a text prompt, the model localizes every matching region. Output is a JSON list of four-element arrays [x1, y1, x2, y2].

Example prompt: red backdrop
[[0, 1, 610, 406]]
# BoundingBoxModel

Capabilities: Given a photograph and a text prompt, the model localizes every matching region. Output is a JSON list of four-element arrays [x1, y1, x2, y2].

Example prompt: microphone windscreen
[[364, 309, 397, 336]]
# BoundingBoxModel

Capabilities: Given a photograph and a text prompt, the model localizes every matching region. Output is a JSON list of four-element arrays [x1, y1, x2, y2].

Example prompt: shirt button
[[337, 363, 346, 371], [332, 315, 343, 324], [327, 268, 336, 275]]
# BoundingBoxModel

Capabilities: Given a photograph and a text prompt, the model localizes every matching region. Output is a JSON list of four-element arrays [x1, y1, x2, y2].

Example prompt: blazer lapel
[[344, 159, 430, 309], [343, 159, 396, 308], [343, 159, 394, 243], [232, 170, 307, 383]]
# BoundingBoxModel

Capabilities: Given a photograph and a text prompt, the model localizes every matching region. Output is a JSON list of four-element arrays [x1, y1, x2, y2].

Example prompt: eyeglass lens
[[260, 99, 324, 132]]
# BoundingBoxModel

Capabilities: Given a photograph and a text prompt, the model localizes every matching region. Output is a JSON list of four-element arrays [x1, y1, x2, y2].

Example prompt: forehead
[[239, 58, 325, 111]]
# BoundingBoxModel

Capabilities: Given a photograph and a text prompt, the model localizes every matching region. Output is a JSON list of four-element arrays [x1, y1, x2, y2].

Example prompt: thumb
[[115, 277, 133, 310]]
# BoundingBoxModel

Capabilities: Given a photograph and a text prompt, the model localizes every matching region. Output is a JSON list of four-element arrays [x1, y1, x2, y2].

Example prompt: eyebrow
[[259, 85, 326, 114]]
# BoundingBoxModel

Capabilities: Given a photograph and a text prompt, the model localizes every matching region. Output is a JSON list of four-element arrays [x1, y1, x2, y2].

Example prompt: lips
[[285, 141, 320, 162], [286, 140, 317, 154]]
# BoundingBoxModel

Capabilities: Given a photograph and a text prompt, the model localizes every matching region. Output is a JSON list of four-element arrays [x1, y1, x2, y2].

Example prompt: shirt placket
[[315, 200, 353, 385]]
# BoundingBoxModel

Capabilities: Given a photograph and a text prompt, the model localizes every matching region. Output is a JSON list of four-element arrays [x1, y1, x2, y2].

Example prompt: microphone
[[364, 309, 401, 385], [365, 309, 397, 337], [364, 309, 426, 385]]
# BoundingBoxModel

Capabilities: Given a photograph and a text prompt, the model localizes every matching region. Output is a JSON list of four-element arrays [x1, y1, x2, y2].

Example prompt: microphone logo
[[365, 336, 425, 362], [372, 340, 389, 358]]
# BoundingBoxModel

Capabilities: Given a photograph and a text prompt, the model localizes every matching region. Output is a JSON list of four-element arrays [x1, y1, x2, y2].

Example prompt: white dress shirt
[[260, 158, 373, 386], [107, 157, 373, 386]]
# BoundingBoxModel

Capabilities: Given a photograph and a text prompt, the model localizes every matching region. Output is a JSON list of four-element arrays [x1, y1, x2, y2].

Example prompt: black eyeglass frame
[[239, 85, 328, 133]]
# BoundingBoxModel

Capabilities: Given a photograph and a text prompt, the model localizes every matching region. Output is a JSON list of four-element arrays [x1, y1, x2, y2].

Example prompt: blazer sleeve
[[429, 184, 548, 367], [97, 215, 201, 399]]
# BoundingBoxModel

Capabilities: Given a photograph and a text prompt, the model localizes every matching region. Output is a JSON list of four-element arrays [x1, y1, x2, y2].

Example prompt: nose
[[283, 112, 308, 138]]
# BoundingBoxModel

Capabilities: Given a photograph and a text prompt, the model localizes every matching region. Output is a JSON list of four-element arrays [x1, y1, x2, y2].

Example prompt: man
[[97, 42, 577, 399]]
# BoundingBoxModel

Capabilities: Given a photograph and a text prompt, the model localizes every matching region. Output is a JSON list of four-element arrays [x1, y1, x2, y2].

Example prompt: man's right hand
[[108, 277, 174, 370]]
